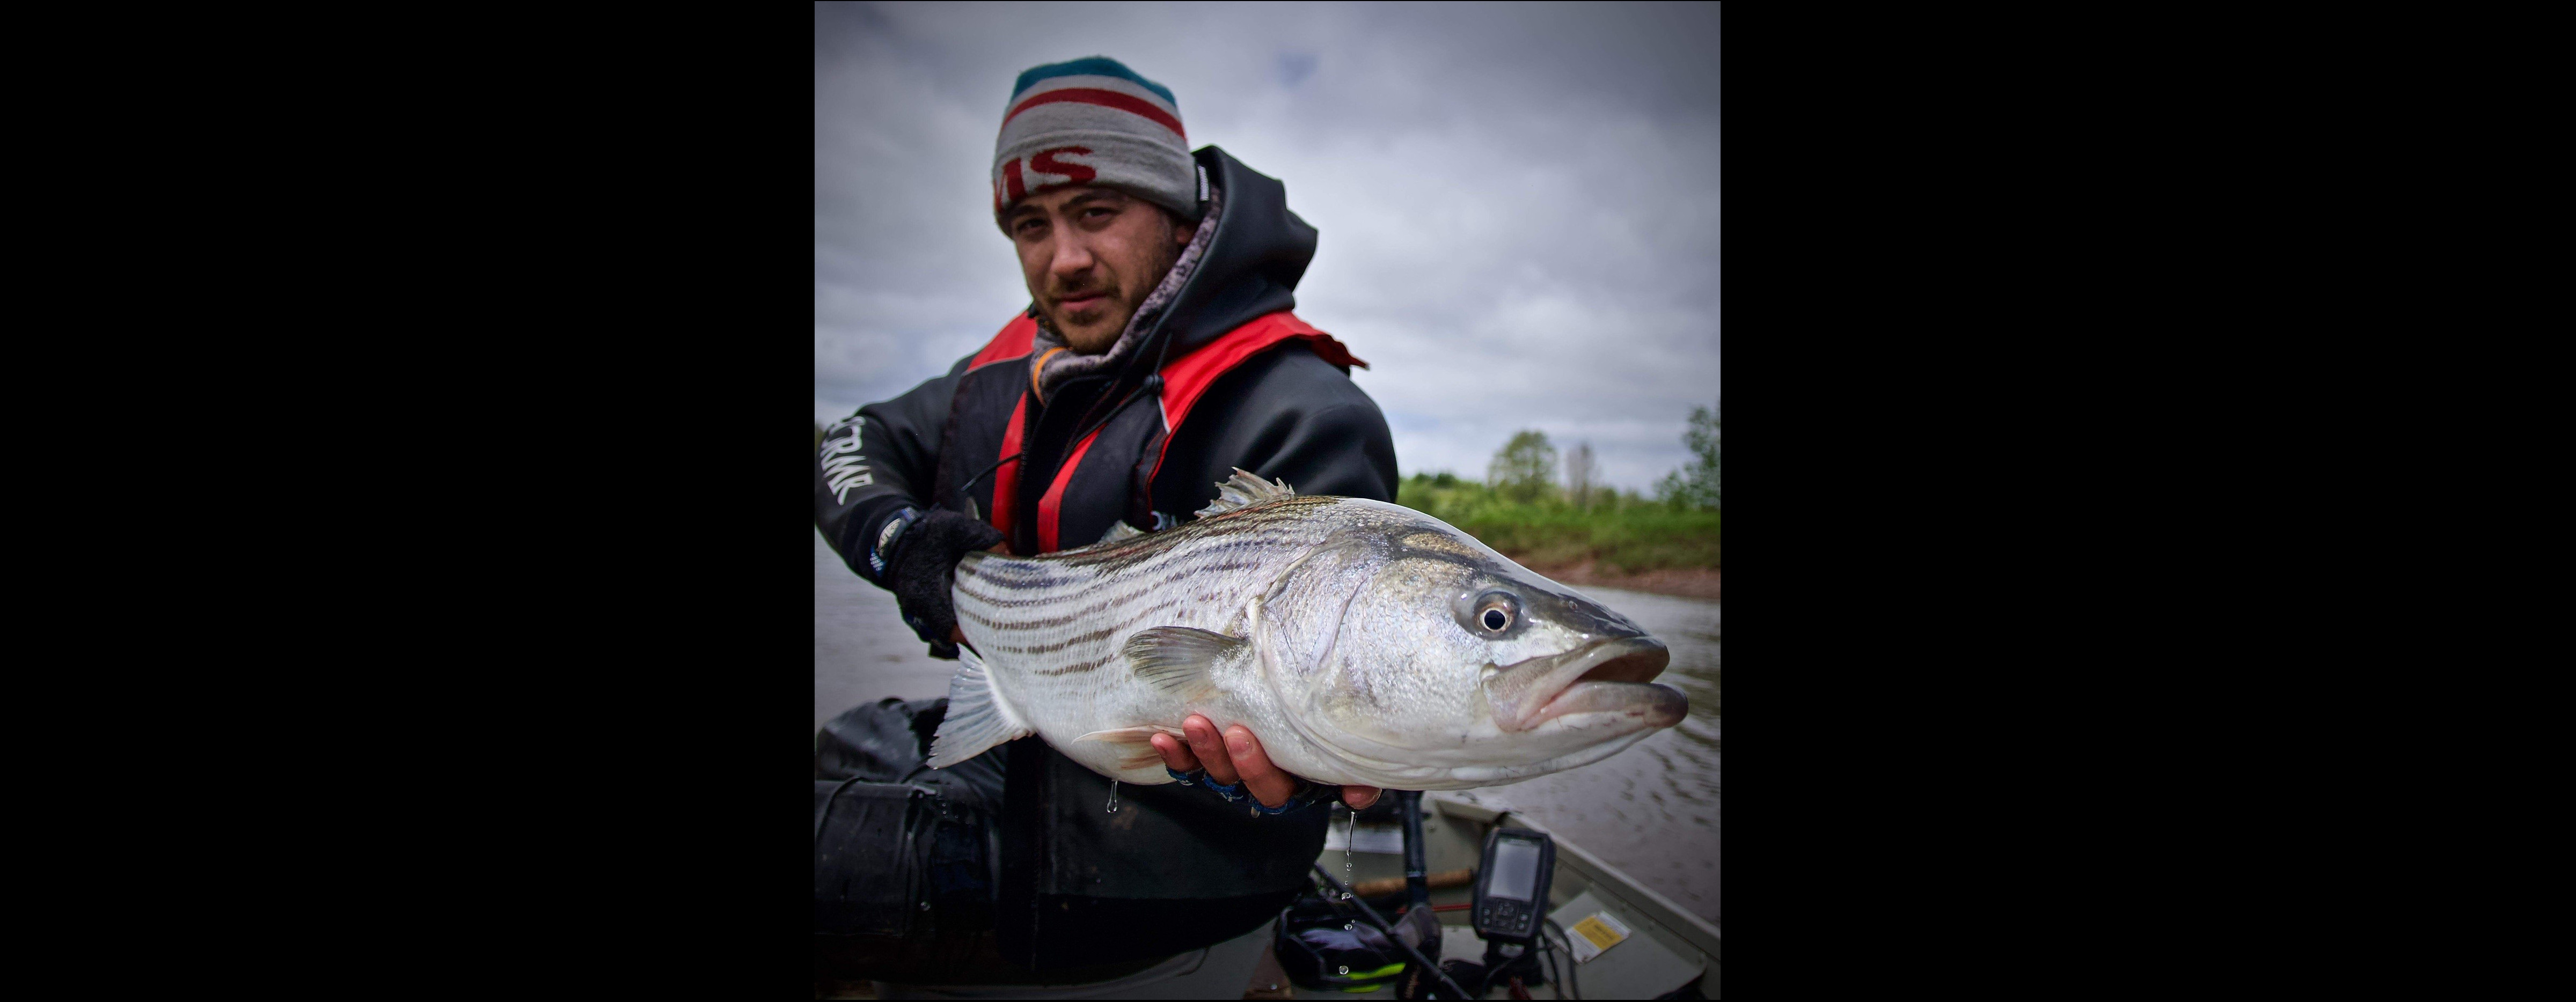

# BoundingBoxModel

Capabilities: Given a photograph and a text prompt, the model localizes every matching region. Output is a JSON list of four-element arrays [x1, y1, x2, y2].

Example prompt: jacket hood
[[1150, 145, 1316, 358]]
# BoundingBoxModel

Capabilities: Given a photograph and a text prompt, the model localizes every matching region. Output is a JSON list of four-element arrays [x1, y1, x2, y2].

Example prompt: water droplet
[[1344, 808, 1357, 894], [1337, 966, 1349, 975], [1106, 780, 1119, 814]]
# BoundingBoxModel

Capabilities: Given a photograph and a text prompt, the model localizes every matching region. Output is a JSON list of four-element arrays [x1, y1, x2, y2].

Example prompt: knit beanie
[[992, 57, 1204, 229]]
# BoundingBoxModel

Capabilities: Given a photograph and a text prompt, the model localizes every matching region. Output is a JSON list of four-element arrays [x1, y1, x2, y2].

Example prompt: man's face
[[1006, 187, 1197, 353]]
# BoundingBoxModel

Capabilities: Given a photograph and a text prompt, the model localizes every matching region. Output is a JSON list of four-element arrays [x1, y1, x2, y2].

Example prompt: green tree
[[1488, 430, 1559, 504], [1653, 403, 1719, 510]]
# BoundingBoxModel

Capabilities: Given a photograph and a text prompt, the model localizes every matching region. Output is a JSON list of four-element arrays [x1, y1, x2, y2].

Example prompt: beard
[[1041, 223, 1183, 354]]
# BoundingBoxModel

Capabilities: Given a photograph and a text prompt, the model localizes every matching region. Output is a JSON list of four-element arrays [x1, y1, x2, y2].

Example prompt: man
[[814, 57, 1399, 982]]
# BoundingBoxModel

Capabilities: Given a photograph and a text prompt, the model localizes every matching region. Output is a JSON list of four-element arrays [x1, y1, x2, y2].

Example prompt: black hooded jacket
[[818, 145, 1396, 564], [813, 146, 1398, 973]]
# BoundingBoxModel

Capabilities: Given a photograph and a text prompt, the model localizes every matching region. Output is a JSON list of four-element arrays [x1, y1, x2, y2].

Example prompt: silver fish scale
[[951, 496, 1403, 785]]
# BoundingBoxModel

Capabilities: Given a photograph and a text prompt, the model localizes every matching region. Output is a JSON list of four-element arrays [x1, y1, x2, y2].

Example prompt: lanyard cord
[[955, 328, 1181, 509]]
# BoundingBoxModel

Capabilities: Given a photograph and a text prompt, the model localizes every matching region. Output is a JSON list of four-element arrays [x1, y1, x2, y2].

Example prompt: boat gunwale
[[1427, 794, 1722, 977]]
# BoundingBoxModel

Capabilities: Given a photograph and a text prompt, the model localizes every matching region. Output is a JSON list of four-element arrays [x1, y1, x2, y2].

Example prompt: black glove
[[888, 509, 1004, 660]]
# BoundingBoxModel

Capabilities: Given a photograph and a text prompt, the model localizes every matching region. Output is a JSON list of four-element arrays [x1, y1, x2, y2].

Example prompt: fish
[[926, 469, 1686, 790]]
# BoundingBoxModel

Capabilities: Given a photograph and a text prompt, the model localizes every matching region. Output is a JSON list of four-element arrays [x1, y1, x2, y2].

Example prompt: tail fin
[[926, 646, 1034, 768]]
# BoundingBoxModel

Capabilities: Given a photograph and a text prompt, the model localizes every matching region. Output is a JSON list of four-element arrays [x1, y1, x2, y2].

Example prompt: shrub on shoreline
[[1395, 474, 1719, 573]]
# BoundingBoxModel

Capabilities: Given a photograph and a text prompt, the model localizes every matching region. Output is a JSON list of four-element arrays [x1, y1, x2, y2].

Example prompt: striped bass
[[926, 470, 1685, 790]]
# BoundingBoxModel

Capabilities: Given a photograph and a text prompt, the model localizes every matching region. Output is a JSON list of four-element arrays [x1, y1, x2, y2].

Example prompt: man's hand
[[889, 511, 1005, 659], [945, 542, 1015, 650], [1149, 714, 1382, 810]]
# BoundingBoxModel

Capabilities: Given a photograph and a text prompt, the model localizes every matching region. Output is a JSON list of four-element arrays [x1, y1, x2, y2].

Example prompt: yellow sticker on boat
[[1568, 910, 1632, 962]]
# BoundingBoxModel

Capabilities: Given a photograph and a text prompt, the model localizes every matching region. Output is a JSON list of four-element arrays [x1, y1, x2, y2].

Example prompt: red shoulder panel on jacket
[[1156, 312, 1366, 436], [1139, 311, 1367, 495], [1015, 310, 1367, 551], [989, 393, 1030, 539], [968, 314, 1040, 371]]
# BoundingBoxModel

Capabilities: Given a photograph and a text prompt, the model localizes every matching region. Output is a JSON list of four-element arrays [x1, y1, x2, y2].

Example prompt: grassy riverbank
[[1394, 474, 1720, 596]]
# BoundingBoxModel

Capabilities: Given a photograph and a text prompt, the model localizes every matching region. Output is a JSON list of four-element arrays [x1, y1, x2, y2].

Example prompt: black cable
[[1049, 319, 1180, 488], [814, 775, 868, 842], [953, 451, 1022, 502], [959, 303, 1191, 519], [1312, 863, 1473, 1001], [1058, 354, 1167, 454], [1539, 930, 1562, 1000], [1543, 918, 1579, 1000], [954, 369, 1167, 512]]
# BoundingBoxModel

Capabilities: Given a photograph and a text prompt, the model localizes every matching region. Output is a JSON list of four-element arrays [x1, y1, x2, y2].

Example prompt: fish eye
[[1472, 591, 1519, 633], [1482, 608, 1510, 631]]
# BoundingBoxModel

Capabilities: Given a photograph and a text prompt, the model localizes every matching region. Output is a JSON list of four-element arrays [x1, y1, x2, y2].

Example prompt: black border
[[289, 3, 2303, 994]]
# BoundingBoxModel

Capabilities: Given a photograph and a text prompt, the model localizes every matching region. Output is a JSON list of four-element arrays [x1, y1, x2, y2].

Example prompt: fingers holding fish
[[1160, 714, 1371, 810], [1150, 731, 1199, 775], [1223, 725, 1304, 809], [1184, 715, 1240, 786]]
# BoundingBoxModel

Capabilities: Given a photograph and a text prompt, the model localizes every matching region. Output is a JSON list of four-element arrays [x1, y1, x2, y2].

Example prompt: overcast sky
[[816, 1, 1719, 492]]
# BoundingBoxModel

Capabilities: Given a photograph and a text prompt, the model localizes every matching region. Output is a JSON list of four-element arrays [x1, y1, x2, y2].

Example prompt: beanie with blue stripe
[[992, 57, 1203, 229]]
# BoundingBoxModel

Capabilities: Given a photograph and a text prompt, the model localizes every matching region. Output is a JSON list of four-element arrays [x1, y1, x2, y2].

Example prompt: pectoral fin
[[1123, 627, 1246, 703]]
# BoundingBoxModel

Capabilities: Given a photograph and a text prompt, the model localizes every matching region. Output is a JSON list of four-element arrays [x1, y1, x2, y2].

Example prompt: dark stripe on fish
[[986, 621, 1126, 656], [957, 595, 1185, 635], [954, 555, 1283, 609], [1034, 653, 1112, 675], [960, 539, 1294, 609]]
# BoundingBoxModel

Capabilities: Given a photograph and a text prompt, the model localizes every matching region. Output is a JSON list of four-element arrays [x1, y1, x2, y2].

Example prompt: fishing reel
[[1285, 792, 1467, 998], [1275, 893, 1413, 994]]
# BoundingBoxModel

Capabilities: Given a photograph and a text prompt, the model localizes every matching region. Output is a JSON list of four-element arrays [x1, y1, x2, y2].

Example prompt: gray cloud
[[817, 1, 1719, 491]]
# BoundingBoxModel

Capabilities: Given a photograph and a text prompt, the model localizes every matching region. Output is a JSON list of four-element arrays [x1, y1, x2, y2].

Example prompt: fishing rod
[[1310, 862, 1474, 1001]]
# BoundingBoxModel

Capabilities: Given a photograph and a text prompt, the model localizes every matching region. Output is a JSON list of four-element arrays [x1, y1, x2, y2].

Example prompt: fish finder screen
[[1488, 839, 1541, 901]]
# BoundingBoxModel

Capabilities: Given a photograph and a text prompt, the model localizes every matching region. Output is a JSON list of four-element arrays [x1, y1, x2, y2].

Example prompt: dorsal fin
[[1194, 468, 1296, 519], [1096, 520, 1147, 545]]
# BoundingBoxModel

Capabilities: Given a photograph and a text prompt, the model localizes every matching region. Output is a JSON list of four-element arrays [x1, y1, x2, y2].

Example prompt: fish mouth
[[1487, 636, 1681, 733]]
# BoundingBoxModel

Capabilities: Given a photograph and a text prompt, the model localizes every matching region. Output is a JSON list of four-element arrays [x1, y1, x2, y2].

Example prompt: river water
[[814, 529, 1721, 925]]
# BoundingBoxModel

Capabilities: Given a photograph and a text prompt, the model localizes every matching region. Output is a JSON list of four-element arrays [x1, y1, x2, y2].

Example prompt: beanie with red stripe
[[992, 57, 1204, 230]]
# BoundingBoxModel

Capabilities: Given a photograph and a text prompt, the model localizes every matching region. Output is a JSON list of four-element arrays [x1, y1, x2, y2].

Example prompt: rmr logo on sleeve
[[819, 416, 871, 503]]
